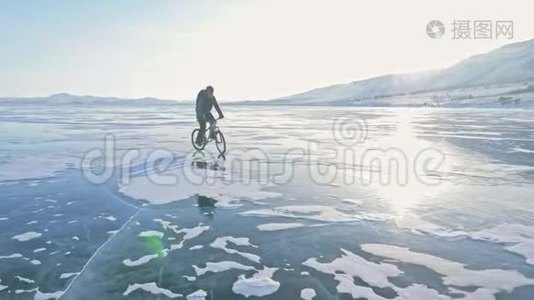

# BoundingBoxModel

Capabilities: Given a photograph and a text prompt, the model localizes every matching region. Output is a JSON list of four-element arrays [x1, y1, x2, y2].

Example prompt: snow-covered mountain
[[273, 39, 534, 105], [0, 93, 189, 106]]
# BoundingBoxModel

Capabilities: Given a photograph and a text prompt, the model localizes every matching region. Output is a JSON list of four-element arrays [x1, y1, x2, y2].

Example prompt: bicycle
[[191, 118, 226, 154]]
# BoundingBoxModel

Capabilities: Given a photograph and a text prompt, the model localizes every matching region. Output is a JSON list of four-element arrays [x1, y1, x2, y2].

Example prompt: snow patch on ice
[[395, 214, 468, 239], [210, 236, 261, 263], [123, 253, 160, 267], [15, 276, 35, 284], [34, 289, 65, 300], [178, 224, 210, 241], [159, 223, 210, 255], [0, 156, 69, 181], [242, 205, 391, 223], [0, 253, 23, 259], [257, 222, 305, 231], [470, 223, 534, 265], [118, 156, 280, 206], [123, 282, 182, 298], [139, 230, 164, 239], [300, 288, 316, 300], [232, 267, 280, 297], [303, 248, 449, 299], [361, 243, 534, 298], [186, 289, 207, 300], [193, 261, 255, 276], [102, 215, 117, 221], [60, 272, 80, 280], [14, 288, 65, 300], [154, 219, 209, 242], [304, 248, 402, 289], [395, 215, 534, 265], [342, 198, 363, 205], [511, 147, 534, 154], [12, 231, 42, 242]]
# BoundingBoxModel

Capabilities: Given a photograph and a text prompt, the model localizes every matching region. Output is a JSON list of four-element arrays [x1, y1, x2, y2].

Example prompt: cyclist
[[195, 85, 224, 146]]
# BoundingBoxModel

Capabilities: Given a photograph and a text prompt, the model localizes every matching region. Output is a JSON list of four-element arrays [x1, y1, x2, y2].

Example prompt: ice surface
[[1, 105, 534, 298]]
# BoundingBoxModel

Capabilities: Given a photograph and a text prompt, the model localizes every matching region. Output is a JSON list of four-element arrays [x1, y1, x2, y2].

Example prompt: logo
[[426, 20, 445, 39]]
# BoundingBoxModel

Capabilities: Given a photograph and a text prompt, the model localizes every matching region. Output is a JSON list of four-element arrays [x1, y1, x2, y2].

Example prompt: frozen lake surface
[[0, 104, 533, 299]]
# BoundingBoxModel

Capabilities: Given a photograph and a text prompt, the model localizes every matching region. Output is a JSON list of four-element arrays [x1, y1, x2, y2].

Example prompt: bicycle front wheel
[[215, 130, 226, 154], [191, 129, 206, 150]]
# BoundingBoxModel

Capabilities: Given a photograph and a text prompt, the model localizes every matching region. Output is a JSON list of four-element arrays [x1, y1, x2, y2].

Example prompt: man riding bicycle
[[195, 85, 224, 146]]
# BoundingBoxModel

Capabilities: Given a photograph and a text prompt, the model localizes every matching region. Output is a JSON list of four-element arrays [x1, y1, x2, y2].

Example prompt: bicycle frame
[[205, 119, 220, 143], [192, 118, 225, 154]]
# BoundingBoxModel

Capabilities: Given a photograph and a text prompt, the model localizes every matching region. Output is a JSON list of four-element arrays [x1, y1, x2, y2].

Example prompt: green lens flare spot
[[142, 236, 164, 255]]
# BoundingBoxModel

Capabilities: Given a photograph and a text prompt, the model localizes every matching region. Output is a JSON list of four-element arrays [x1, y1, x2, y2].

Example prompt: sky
[[1, 0, 533, 101]]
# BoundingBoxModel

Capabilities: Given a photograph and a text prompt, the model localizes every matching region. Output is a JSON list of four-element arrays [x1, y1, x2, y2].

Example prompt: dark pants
[[196, 112, 215, 144]]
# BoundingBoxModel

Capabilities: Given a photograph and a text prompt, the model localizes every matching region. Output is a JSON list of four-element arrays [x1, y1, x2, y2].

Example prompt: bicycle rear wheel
[[215, 130, 226, 154], [191, 129, 206, 150]]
